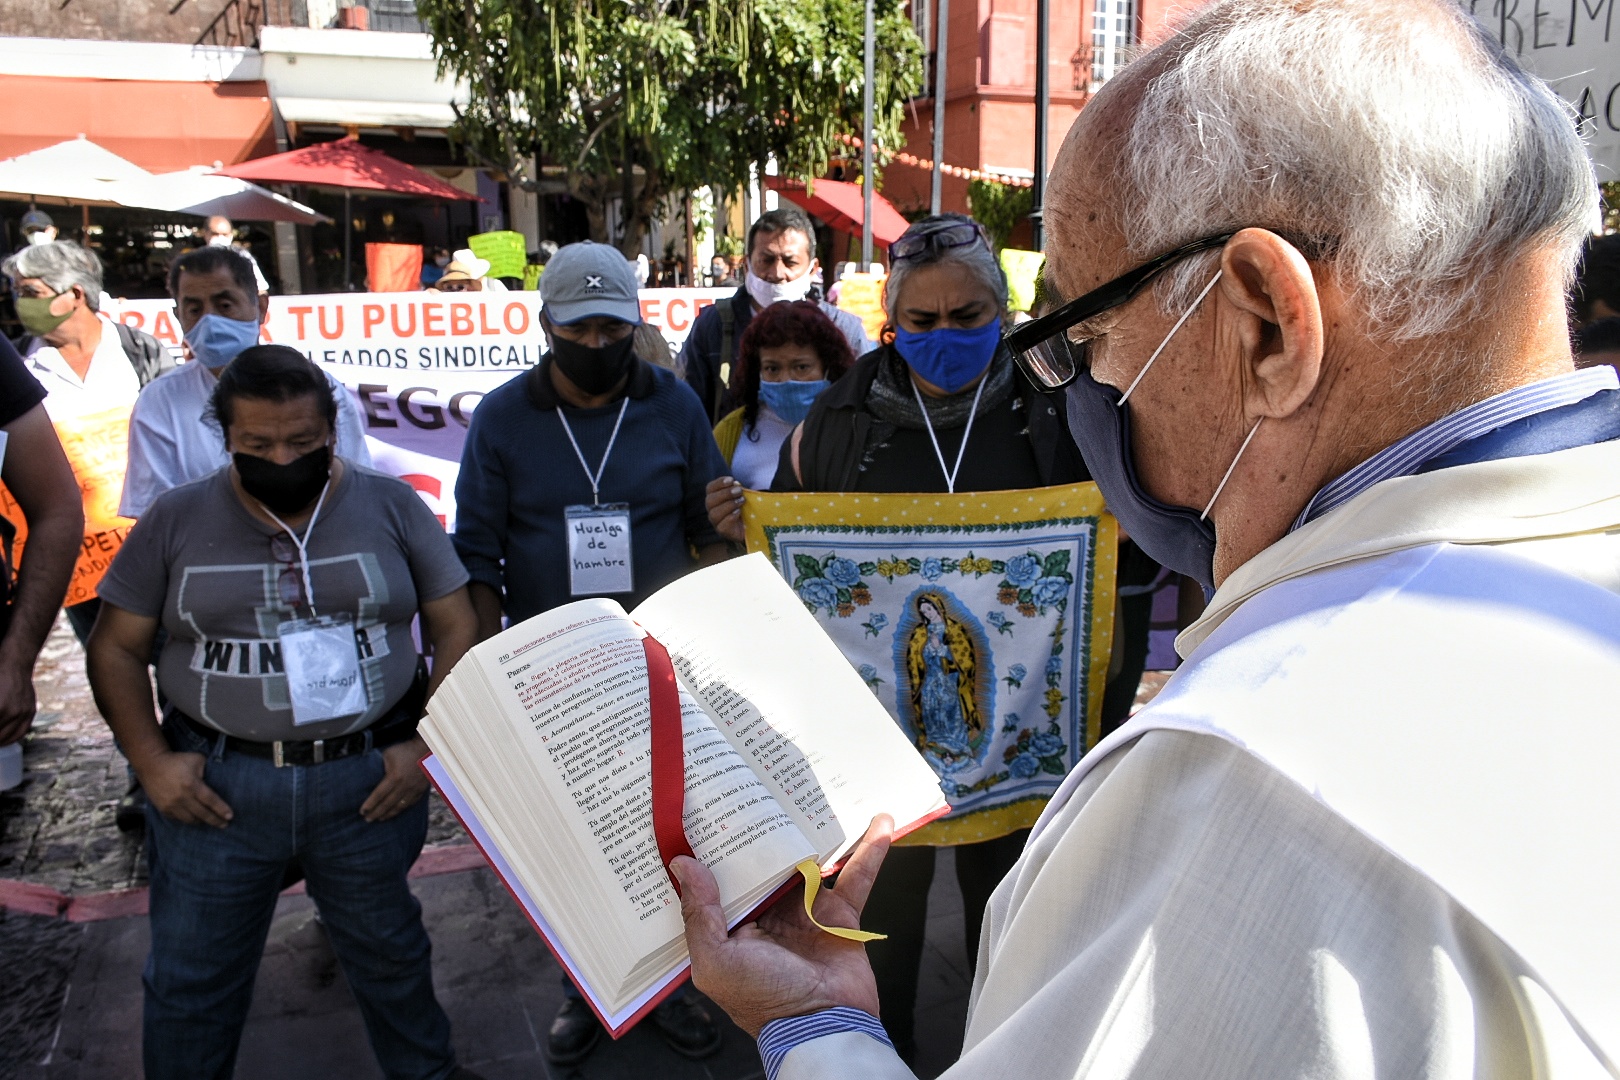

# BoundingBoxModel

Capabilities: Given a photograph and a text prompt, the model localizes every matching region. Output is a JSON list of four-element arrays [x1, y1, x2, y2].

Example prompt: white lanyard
[[911, 375, 988, 495], [557, 398, 630, 506], [260, 479, 333, 617]]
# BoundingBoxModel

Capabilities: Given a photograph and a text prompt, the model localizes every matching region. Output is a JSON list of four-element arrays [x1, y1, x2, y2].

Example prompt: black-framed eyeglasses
[[1004, 232, 1236, 391], [890, 220, 990, 262]]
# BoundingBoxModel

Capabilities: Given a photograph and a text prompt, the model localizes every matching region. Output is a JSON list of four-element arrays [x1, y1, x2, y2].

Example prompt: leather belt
[[167, 661, 428, 768], [172, 708, 420, 767]]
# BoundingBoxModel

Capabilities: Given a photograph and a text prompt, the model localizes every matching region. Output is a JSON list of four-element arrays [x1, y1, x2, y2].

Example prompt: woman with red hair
[[709, 299, 858, 492]]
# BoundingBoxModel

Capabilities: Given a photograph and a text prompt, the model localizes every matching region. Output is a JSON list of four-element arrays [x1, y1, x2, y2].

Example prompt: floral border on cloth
[[742, 485, 1117, 846]]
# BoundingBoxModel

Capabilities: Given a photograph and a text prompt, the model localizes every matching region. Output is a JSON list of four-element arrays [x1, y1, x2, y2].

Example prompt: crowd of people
[[1, 0, 1616, 1074]]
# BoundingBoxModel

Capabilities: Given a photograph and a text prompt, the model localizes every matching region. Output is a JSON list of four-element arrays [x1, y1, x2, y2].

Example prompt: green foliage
[[419, 0, 925, 254], [966, 179, 1034, 252]]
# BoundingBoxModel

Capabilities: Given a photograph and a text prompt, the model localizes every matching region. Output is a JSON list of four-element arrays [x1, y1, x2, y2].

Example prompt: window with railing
[[353, 0, 425, 33], [1091, 0, 1134, 88]]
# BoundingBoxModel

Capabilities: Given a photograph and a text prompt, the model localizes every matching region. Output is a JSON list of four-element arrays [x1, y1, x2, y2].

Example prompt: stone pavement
[[3, 848, 975, 1080]]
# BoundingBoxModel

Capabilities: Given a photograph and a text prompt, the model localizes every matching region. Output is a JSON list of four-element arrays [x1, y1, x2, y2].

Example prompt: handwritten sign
[[1465, 0, 1620, 173], [0, 407, 134, 607]]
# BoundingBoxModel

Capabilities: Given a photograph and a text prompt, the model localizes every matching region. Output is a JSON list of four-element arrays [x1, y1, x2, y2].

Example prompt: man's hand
[[0, 657, 37, 746], [704, 477, 746, 544], [140, 750, 233, 828], [676, 815, 892, 1037], [360, 735, 429, 822]]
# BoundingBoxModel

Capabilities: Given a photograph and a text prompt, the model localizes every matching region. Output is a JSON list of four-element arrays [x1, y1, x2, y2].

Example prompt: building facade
[[887, 0, 1178, 233]]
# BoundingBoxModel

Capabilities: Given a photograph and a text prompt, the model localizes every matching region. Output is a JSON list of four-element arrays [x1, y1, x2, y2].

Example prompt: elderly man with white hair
[[671, 1, 1620, 1077]]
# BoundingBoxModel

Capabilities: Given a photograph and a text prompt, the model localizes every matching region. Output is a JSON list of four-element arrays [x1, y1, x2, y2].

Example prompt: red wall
[[886, 0, 1182, 219]]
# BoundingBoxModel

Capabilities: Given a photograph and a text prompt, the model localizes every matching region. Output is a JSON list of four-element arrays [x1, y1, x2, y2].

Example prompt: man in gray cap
[[451, 241, 728, 1064]]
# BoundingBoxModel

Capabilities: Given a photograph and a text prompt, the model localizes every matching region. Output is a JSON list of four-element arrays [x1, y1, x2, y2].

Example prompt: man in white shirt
[[674, 2, 1620, 1077], [2, 240, 171, 423], [2, 240, 172, 648], [120, 245, 369, 520]]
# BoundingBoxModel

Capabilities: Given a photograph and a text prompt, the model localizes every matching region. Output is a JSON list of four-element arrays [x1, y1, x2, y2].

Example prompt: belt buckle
[[272, 741, 286, 768], [313, 739, 325, 765]]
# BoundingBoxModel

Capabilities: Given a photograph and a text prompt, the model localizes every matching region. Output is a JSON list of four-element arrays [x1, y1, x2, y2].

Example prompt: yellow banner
[[744, 483, 1117, 845], [1, 406, 135, 608], [834, 272, 887, 341]]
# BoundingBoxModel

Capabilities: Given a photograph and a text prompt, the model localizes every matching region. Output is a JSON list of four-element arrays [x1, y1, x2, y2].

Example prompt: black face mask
[[550, 331, 636, 396], [234, 445, 332, 515]]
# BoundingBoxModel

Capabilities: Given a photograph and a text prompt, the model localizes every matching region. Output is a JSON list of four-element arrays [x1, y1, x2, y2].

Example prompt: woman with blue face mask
[[705, 300, 856, 504], [729, 213, 1156, 1065]]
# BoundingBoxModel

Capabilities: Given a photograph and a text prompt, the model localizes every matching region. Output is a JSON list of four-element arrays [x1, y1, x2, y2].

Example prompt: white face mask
[[745, 267, 816, 308], [25, 231, 52, 247], [207, 233, 233, 248]]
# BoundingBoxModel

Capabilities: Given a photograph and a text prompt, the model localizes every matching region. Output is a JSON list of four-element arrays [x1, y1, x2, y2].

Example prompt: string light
[[835, 133, 1032, 188]]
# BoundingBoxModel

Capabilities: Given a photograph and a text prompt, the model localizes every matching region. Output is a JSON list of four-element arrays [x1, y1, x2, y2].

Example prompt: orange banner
[[0, 407, 134, 608]]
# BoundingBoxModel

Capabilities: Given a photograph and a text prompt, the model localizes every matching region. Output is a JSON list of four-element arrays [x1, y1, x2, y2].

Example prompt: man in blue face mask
[[119, 245, 371, 520]]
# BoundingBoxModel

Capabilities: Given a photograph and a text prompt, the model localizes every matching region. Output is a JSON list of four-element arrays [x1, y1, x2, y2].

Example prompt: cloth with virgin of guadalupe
[[743, 483, 1117, 845]]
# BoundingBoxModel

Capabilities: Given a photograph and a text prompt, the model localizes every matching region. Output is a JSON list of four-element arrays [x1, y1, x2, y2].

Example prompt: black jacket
[[786, 345, 1086, 493]]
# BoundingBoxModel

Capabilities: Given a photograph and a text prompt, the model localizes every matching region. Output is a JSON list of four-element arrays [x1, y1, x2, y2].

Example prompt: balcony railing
[[195, 0, 422, 47]]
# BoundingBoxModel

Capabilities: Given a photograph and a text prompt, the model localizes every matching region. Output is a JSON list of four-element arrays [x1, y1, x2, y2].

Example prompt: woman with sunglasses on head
[[86, 345, 484, 1080], [705, 301, 857, 512], [709, 213, 1155, 1065]]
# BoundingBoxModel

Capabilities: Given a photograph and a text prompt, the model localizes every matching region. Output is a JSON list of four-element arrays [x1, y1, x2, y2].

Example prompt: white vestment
[[781, 441, 1620, 1079]]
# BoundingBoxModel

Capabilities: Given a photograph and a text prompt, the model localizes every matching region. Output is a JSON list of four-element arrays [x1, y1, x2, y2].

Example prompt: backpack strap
[[714, 301, 737, 423], [115, 321, 173, 387]]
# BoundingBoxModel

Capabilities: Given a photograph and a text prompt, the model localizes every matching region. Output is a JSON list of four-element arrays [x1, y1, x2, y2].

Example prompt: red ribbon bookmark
[[643, 634, 696, 892]]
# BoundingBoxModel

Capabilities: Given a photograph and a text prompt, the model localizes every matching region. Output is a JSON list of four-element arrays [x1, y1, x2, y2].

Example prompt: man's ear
[[1218, 228, 1325, 420], [258, 296, 271, 329]]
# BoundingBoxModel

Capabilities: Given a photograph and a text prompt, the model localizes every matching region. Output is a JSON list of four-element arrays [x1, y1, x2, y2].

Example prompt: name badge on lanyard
[[260, 477, 370, 726], [557, 398, 635, 597], [278, 613, 368, 725], [566, 503, 634, 595]]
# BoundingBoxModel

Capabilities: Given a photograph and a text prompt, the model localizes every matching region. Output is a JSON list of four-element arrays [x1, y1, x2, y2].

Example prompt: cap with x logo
[[539, 241, 643, 326]]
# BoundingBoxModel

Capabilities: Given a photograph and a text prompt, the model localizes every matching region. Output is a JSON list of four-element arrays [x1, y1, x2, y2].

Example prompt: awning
[[274, 97, 459, 131], [219, 137, 476, 200], [766, 177, 911, 248], [0, 75, 275, 172]]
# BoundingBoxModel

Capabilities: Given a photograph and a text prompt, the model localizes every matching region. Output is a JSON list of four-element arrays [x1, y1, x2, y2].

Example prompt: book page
[[633, 554, 949, 868], [471, 604, 814, 943]]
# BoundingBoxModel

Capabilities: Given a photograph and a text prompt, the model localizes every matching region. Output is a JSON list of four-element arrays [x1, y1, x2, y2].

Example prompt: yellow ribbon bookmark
[[797, 859, 886, 942]]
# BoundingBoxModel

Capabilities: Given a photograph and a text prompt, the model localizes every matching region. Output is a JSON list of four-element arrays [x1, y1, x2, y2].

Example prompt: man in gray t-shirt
[[99, 464, 467, 742]]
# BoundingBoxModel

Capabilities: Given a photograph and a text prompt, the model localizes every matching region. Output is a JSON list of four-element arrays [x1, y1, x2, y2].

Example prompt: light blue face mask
[[185, 312, 261, 369], [757, 378, 830, 425]]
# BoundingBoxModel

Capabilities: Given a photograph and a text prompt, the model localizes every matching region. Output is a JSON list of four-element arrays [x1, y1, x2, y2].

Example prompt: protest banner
[[1467, 0, 1620, 174], [0, 406, 135, 607], [742, 482, 1117, 844], [105, 288, 732, 530]]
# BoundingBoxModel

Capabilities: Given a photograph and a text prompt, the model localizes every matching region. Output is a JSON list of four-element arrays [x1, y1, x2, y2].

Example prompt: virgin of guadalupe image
[[903, 591, 983, 765]]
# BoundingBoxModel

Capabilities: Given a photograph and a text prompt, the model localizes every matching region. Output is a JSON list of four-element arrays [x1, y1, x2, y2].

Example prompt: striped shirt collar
[[1292, 366, 1620, 531]]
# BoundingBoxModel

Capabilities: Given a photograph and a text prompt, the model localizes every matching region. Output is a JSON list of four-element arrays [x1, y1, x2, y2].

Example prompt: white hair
[[1, 240, 103, 313], [1119, 0, 1597, 342]]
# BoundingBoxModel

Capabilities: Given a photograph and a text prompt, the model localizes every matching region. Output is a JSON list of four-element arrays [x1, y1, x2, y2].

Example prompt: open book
[[420, 554, 950, 1035]]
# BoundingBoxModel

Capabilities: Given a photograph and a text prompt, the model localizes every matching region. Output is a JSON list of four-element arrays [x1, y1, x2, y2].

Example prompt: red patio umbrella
[[765, 176, 911, 250], [219, 137, 477, 289]]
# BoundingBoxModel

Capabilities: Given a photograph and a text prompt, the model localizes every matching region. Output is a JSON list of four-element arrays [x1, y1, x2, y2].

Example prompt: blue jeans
[[142, 716, 456, 1080]]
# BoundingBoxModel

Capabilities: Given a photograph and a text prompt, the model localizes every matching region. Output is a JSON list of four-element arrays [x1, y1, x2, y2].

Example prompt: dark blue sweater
[[453, 357, 727, 620]]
